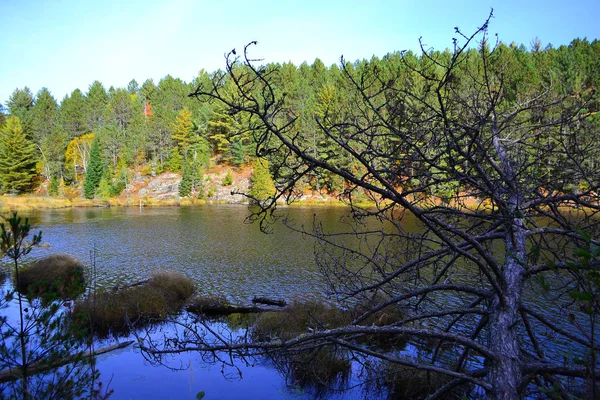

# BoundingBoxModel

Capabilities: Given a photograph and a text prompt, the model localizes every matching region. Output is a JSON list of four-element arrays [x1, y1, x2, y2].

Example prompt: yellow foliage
[[65, 133, 95, 175]]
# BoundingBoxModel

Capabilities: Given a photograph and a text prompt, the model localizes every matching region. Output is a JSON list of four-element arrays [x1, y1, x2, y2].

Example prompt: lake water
[[26, 205, 343, 302], [1, 205, 593, 399], [7, 205, 373, 399]]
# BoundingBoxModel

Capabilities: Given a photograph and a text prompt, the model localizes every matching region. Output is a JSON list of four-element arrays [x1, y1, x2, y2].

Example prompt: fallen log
[[0, 340, 134, 383], [252, 297, 287, 307], [187, 304, 274, 315]]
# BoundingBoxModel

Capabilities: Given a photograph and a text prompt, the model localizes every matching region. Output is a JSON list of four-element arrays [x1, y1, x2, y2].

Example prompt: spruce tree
[[179, 162, 192, 197], [0, 117, 39, 193], [83, 139, 104, 199]]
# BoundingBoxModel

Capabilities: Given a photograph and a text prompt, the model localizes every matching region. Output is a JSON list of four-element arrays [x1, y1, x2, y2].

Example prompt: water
[[1, 205, 595, 399], [24, 205, 340, 302], [2, 205, 373, 399]]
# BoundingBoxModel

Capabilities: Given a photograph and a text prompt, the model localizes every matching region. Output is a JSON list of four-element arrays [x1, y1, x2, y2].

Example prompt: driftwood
[[0, 340, 134, 383], [252, 297, 287, 307]]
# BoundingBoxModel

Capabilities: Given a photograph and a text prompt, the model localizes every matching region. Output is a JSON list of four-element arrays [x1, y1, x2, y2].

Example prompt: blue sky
[[1, 0, 598, 104]]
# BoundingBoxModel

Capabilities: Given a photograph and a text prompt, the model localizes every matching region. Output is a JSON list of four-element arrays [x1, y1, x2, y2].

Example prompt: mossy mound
[[73, 270, 195, 336], [16, 254, 85, 300]]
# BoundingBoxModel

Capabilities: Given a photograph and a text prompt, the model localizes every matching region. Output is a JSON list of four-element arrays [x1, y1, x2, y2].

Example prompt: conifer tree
[[249, 159, 275, 201], [0, 117, 38, 193], [172, 108, 193, 160], [169, 146, 183, 173], [179, 162, 192, 197], [6, 88, 34, 136], [49, 175, 59, 196], [83, 139, 104, 199]]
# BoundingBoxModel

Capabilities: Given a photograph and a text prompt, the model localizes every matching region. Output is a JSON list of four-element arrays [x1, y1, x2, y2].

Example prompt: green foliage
[[179, 162, 193, 197], [0, 116, 39, 193], [249, 159, 276, 201], [96, 176, 111, 199], [49, 174, 59, 196], [84, 139, 104, 199], [221, 169, 233, 186], [168, 146, 183, 173]]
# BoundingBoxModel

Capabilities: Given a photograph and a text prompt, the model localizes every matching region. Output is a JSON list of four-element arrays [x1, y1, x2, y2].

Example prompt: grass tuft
[[73, 270, 195, 336], [16, 254, 85, 300]]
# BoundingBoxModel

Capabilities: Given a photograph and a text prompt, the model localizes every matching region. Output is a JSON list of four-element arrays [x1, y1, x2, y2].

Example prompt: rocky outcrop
[[137, 172, 180, 200]]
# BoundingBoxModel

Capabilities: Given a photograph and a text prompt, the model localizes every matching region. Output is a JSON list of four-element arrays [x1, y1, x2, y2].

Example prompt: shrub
[[16, 254, 85, 300], [74, 270, 195, 336], [221, 169, 233, 186], [149, 270, 195, 306]]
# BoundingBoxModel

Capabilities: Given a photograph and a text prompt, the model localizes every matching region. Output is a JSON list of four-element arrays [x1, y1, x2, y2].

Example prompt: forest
[[0, 37, 599, 201]]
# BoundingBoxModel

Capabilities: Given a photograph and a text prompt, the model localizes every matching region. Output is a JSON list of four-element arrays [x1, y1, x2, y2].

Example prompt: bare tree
[[142, 15, 600, 399]]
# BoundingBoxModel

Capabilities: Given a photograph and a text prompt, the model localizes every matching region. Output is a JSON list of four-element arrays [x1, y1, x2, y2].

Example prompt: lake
[[0, 205, 593, 399], [8, 205, 374, 399]]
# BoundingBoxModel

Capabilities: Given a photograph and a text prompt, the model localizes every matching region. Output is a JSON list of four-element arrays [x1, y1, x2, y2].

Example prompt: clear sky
[[1, 0, 598, 104]]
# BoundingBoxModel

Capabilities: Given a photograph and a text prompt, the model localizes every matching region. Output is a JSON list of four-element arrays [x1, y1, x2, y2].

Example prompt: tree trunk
[[488, 127, 527, 399], [487, 207, 527, 398]]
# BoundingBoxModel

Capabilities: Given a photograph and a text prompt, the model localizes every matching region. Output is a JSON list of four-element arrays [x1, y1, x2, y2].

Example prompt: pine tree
[[83, 139, 104, 199], [0, 117, 39, 193], [249, 159, 275, 201], [6, 88, 34, 136]]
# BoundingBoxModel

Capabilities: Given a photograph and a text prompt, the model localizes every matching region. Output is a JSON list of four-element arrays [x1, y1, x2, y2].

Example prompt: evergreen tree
[[168, 146, 183, 173], [31, 88, 59, 178], [249, 159, 275, 201], [179, 162, 192, 197], [49, 175, 59, 196], [31, 88, 58, 144], [60, 89, 87, 139], [6, 87, 34, 136], [85, 81, 108, 132], [83, 139, 104, 199], [172, 108, 193, 160], [96, 176, 111, 199], [0, 117, 39, 193]]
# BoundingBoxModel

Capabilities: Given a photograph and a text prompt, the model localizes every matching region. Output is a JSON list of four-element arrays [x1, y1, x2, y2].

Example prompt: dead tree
[[143, 15, 600, 399]]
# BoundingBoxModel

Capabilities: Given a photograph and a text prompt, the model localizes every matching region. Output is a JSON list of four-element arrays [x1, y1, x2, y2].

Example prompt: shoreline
[[0, 194, 356, 213]]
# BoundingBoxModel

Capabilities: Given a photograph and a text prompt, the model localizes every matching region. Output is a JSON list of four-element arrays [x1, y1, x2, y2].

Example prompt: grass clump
[[253, 300, 352, 341], [74, 270, 195, 336], [16, 254, 85, 300], [273, 346, 351, 397]]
